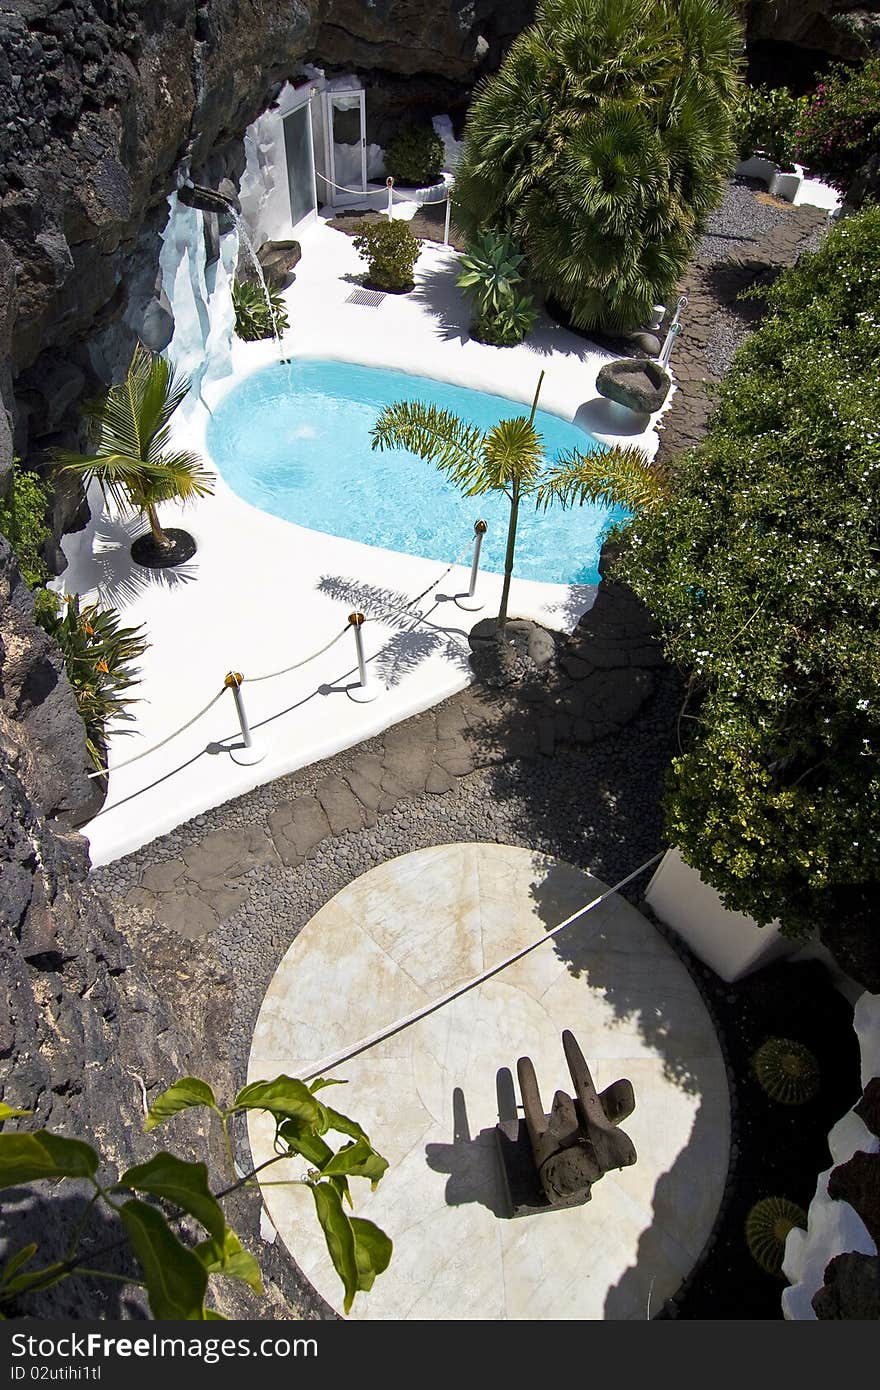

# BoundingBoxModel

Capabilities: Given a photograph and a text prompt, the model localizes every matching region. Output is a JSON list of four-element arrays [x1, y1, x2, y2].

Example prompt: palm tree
[[51, 344, 214, 564], [371, 371, 665, 634], [452, 0, 742, 331]]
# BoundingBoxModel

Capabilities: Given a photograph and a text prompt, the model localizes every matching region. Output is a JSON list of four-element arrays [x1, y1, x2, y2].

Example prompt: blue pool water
[[206, 359, 625, 585]]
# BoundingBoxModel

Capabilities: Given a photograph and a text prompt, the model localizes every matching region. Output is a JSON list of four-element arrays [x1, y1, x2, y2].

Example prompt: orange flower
[[83, 622, 95, 636], [95, 659, 109, 674]]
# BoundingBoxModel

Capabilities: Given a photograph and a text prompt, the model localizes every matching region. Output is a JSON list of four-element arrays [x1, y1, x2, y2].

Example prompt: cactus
[[746, 1197, 807, 1275], [752, 1037, 820, 1105]]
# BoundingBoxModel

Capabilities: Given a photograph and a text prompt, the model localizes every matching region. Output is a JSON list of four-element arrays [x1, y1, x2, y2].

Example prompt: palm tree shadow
[[63, 512, 198, 611], [316, 574, 471, 687]]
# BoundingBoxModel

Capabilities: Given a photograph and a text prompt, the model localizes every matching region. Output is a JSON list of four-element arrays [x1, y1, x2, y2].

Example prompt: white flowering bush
[[618, 206, 880, 965]]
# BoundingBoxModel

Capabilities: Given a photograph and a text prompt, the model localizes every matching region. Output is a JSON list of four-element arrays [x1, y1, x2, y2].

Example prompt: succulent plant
[[745, 1197, 807, 1276], [752, 1038, 820, 1105]]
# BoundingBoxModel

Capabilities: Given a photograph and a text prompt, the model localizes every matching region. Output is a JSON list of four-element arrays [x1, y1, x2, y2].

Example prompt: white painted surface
[[644, 848, 794, 982], [783, 992, 879, 1318], [735, 157, 840, 212], [247, 844, 730, 1320], [65, 219, 668, 865]]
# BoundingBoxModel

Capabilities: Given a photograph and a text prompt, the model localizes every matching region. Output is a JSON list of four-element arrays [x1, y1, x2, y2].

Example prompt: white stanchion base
[[347, 682, 381, 703], [455, 594, 484, 611], [230, 741, 267, 765]]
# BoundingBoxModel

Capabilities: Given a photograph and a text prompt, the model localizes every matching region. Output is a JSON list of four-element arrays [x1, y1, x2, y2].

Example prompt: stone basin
[[596, 358, 671, 415]]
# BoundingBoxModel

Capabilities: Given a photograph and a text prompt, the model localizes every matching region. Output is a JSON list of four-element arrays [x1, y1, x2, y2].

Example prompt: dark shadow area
[[704, 260, 781, 326], [64, 512, 199, 610], [0, 1188, 144, 1319], [424, 1086, 509, 1218], [573, 397, 652, 438], [316, 574, 471, 687]]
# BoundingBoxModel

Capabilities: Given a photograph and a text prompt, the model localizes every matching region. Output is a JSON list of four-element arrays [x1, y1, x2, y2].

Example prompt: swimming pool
[[206, 359, 625, 585]]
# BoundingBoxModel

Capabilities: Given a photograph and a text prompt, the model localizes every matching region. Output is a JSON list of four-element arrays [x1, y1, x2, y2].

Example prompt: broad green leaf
[[350, 1217, 393, 1293], [145, 1078, 217, 1132], [195, 1230, 263, 1295], [322, 1106, 368, 1143], [120, 1198, 208, 1320], [232, 1076, 319, 1126], [0, 1104, 32, 1121], [309, 1181, 358, 1315], [320, 1137, 389, 1188], [204, 1308, 227, 1320], [117, 1153, 225, 1243], [308, 1078, 348, 1094], [0, 1132, 99, 1188], [278, 1118, 333, 1170], [0, 1243, 37, 1286]]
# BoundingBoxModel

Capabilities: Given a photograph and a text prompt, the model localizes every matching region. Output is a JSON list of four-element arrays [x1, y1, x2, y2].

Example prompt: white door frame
[[323, 88, 367, 207], [282, 87, 319, 235]]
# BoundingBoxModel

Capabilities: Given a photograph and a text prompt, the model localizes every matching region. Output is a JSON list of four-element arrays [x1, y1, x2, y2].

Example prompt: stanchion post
[[347, 613, 380, 703], [444, 192, 452, 247], [386, 177, 394, 220], [456, 520, 487, 611], [658, 321, 680, 370], [225, 672, 266, 765]]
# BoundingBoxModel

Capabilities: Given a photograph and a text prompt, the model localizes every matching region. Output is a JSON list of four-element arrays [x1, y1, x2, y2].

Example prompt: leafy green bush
[[352, 219, 421, 292], [231, 278, 290, 341], [457, 230, 538, 346], [0, 461, 51, 588], [384, 122, 445, 187], [795, 58, 880, 195], [617, 204, 880, 948], [34, 590, 148, 770], [736, 84, 806, 170], [0, 1074, 391, 1319], [452, 0, 742, 332]]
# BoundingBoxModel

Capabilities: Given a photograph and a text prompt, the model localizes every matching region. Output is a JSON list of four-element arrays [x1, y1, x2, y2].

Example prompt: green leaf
[[320, 1137, 389, 1188], [116, 1154, 225, 1243], [194, 1230, 263, 1295], [350, 1217, 393, 1293], [0, 1244, 38, 1286], [308, 1078, 348, 1094], [0, 1104, 32, 1122], [204, 1308, 227, 1320], [0, 1132, 99, 1189], [232, 1076, 320, 1126], [120, 1199, 208, 1320], [278, 1117, 334, 1169], [145, 1078, 217, 1133], [322, 1106, 368, 1143], [0, 1262, 68, 1298], [309, 1181, 358, 1315]]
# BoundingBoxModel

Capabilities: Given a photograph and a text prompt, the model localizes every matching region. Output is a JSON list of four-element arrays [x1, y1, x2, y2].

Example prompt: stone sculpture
[[496, 1029, 637, 1215]]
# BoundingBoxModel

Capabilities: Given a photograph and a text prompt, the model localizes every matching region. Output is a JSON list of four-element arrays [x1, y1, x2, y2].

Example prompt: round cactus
[[745, 1198, 807, 1275], [751, 1037, 820, 1105]]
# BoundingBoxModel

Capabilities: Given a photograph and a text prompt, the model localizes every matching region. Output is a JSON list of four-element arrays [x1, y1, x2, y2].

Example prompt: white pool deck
[[65, 216, 668, 866]]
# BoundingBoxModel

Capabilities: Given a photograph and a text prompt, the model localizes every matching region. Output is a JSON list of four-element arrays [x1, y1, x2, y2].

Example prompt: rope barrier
[[86, 687, 227, 780], [314, 168, 452, 208], [242, 623, 351, 684], [301, 851, 665, 1081]]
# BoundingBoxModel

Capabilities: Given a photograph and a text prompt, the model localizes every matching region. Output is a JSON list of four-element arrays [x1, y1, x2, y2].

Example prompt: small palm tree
[[51, 344, 214, 562], [371, 371, 665, 633]]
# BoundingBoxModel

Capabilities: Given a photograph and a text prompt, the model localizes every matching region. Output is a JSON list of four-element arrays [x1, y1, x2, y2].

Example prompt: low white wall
[[644, 848, 794, 982]]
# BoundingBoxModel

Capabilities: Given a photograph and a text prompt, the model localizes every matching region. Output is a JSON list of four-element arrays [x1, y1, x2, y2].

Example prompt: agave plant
[[372, 371, 662, 633], [51, 344, 213, 562], [33, 589, 148, 770], [745, 1197, 807, 1276], [457, 231, 538, 346], [231, 278, 290, 341]]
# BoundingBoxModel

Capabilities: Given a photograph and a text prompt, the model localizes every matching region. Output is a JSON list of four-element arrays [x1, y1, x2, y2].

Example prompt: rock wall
[[746, 1, 880, 62]]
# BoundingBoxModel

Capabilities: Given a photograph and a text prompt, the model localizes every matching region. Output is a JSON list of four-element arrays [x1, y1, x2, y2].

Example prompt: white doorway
[[282, 92, 318, 235], [322, 88, 367, 206]]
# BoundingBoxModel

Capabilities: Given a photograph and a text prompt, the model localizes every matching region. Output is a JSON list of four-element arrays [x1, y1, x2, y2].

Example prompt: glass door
[[282, 99, 318, 233], [324, 89, 367, 206]]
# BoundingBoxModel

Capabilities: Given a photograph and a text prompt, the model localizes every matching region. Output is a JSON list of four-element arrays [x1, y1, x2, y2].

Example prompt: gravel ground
[[696, 177, 792, 265]]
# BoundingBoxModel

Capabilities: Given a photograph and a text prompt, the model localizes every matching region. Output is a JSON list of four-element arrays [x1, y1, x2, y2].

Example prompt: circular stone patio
[[247, 843, 730, 1320]]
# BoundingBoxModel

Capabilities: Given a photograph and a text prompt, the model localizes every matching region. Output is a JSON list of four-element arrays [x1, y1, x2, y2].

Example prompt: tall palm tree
[[371, 371, 666, 633], [51, 344, 214, 560]]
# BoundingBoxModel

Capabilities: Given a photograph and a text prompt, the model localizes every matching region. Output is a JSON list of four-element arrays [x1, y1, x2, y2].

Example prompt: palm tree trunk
[[145, 503, 173, 551], [497, 479, 520, 635]]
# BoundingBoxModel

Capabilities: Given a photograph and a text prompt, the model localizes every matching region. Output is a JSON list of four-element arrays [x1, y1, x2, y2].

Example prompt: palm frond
[[479, 416, 545, 495], [371, 401, 484, 484], [536, 443, 666, 513]]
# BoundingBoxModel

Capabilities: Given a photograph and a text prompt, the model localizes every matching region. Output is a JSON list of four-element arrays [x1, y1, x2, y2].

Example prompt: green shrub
[[35, 590, 148, 770], [472, 294, 539, 347], [737, 84, 807, 170], [384, 123, 445, 187], [457, 230, 538, 345], [795, 58, 880, 195], [452, 0, 742, 332], [352, 219, 421, 292], [0, 461, 51, 588], [231, 279, 290, 341], [617, 203, 880, 947], [745, 1198, 807, 1276]]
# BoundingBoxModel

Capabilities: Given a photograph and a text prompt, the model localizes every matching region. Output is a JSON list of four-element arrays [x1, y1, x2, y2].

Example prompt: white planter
[[644, 848, 796, 982], [735, 156, 804, 204], [769, 167, 803, 202], [736, 155, 778, 183]]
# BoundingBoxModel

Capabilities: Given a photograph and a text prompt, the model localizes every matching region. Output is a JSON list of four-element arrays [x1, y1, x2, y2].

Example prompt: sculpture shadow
[[424, 1085, 509, 1218]]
